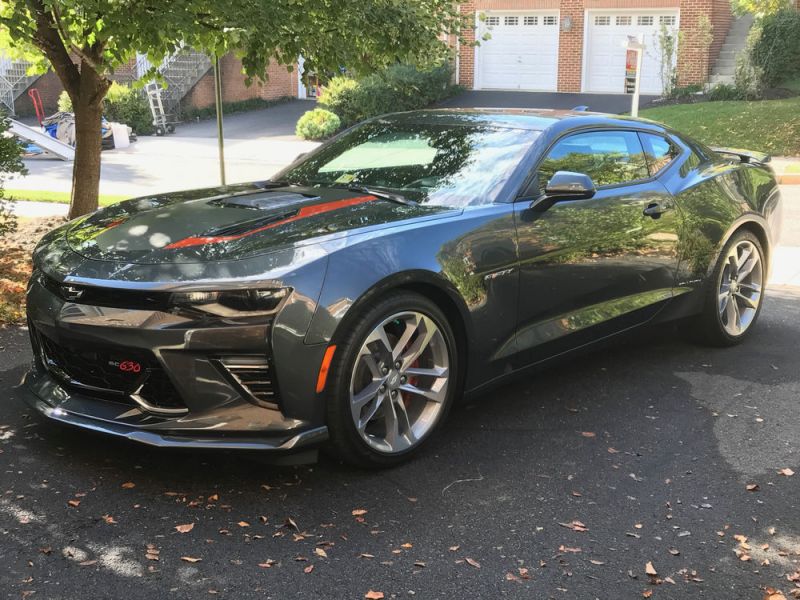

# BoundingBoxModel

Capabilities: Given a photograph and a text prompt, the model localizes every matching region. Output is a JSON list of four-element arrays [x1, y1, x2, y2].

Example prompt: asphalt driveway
[[1, 191, 798, 600], [438, 90, 659, 114]]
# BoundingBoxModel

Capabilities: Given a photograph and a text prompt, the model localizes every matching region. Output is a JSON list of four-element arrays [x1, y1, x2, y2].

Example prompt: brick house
[[10, 53, 302, 117], [456, 0, 733, 94]]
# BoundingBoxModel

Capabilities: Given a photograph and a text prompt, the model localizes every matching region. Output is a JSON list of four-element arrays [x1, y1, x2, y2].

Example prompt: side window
[[639, 132, 680, 175], [538, 130, 649, 193]]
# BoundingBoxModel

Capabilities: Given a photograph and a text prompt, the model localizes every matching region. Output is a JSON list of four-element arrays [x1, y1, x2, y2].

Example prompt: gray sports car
[[23, 109, 782, 467]]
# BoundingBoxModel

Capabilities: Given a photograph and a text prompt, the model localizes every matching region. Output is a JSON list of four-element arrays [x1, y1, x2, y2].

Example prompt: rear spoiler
[[711, 147, 771, 165]]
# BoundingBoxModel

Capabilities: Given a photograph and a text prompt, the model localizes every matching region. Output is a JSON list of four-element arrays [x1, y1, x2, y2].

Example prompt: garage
[[583, 11, 680, 94], [474, 11, 560, 91]]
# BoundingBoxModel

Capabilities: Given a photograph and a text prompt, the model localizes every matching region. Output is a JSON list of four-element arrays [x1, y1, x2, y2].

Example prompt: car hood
[[62, 182, 449, 265]]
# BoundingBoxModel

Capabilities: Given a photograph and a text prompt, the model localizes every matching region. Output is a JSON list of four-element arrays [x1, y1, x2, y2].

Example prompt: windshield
[[277, 121, 538, 208]]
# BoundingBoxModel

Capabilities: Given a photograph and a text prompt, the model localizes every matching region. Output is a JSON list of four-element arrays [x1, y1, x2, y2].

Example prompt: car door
[[512, 128, 682, 363]]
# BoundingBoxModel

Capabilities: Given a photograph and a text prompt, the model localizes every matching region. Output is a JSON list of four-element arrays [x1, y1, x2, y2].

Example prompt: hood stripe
[[164, 195, 376, 250]]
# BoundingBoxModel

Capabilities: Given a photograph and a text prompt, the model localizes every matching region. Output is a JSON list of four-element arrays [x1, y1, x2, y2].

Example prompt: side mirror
[[544, 171, 596, 201]]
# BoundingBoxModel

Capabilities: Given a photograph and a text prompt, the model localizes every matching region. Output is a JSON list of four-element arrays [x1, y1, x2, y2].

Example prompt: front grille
[[41, 273, 172, 311], [32, 328, 186, 413], [216, 356, 278, 409]]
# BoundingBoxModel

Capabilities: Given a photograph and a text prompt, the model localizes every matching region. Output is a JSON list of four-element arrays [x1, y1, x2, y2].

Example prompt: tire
[[325, 292, 459, 468], [156, 126, 165, 136], [690, 230, 766, 347], [166, 124, 175, 134]]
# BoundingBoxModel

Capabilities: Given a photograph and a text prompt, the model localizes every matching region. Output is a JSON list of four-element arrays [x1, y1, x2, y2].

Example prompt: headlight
[[170, 288, 289, 316]]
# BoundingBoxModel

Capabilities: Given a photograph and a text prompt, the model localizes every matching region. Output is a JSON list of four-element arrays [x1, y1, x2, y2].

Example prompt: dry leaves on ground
[[175, 523, 194, 533]]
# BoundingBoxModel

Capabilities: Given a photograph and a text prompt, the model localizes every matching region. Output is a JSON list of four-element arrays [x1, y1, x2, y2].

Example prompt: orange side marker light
[[316, 345, 337, 393]]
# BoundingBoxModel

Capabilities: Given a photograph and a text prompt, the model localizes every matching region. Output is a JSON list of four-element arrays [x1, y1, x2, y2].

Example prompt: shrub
[[734, 51, 764, 100], [295, 108, 341, 140], [0, 114, 27, 239], [316, 77, 360, 126], [319, 63, 455, 127], [749, 10, 800, 87], [666, 84, 703, 100], [58, 83, 153, 135], [706, 83, 743, 101]]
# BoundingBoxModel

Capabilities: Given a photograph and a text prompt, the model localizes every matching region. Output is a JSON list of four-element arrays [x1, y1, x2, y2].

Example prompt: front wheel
[[325, 292, 459, 468], [691, 230, 765, 346]]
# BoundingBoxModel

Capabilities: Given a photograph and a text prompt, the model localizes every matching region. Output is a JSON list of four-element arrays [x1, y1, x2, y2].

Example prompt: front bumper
[[23, 273, 328, 453], [22, 374, 328, 451]]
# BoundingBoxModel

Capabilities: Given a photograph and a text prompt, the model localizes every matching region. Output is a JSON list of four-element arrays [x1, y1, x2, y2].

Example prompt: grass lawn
[[640, 96, 800, 157], [5, 189, 130, 206]]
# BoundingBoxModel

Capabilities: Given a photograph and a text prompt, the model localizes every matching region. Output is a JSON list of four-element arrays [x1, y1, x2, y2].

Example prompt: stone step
[[709, 74, 735, 85]]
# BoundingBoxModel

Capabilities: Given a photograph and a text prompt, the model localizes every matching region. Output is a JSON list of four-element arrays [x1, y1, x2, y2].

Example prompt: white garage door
[[475, 12, 560, 92], [584, 11, 680, 94]]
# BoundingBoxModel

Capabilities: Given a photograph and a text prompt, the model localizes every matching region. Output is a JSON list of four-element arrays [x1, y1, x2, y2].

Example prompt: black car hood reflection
[[65, 182, 448, 264]]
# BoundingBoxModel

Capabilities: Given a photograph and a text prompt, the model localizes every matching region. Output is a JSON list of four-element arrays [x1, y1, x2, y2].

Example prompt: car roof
[[378, 107, 668, 135]]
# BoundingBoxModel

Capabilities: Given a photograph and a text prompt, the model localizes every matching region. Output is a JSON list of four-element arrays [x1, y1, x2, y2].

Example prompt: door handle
[[643, 202, 669, 219]]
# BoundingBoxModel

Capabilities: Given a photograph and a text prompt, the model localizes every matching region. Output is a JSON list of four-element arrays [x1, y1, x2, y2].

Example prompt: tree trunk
[[68, 65, 108, 220]]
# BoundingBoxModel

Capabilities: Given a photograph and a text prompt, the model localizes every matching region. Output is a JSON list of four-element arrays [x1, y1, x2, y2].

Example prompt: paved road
[[1, 192, 798, 599], [10, 100, 319, 198]]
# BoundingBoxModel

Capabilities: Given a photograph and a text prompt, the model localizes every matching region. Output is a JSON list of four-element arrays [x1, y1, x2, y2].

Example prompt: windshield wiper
[[347, 185, 418, 207]]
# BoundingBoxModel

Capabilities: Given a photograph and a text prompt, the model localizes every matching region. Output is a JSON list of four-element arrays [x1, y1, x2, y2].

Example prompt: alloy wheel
[[718, 239, 763, 336], [349, 311, 450, 454]]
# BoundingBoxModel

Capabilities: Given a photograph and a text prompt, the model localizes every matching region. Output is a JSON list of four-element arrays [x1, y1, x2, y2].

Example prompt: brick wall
[[458, 1, 477, 88], [557, 0, 585, 91], [14, 71, 63, 117], [677, 0, 731, 85], [183, 54, 297, 110]]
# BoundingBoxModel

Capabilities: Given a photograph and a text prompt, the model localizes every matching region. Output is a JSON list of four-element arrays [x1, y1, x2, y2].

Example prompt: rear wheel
[[326, 292, 458, 468], [691, 230, 765, 346]]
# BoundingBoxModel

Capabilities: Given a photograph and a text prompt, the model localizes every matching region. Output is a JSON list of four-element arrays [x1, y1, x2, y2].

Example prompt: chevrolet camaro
[[23, 109, 783, 467]]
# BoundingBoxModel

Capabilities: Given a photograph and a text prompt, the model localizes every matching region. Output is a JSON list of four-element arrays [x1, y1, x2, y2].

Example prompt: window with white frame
[[524, 16, 538, 26], [543, 16, 557, 25], [659, 15, 676, 26], [504, 16, 519, 26], [637, 15, 654, 26], [486, 16, 500, 26], [616, 16, 632, 26], [595, 16, 611, 26]]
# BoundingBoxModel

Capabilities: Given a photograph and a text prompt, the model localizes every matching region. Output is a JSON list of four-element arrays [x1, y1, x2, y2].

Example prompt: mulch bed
[[0, 216, 66, 325]]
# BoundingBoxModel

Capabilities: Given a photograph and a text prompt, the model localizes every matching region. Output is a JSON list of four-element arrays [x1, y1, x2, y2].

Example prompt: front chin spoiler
[[22, 388, 328, 453]]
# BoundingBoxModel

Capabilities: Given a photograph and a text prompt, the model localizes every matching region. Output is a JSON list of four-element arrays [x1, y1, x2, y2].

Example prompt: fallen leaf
[[590, 559, 605, 565], [237, 521, 250, 528], [581, 431, 596, 438], [314, 548, 327, 558], [643, 591, 653, 598], [359, 553, 375, 559], [102, 515, 117, 524], [559, 545, 582, 553], [175, 523, 195, 533], [607, 447, 619, 454], [645, 562, 657, 576], [668, 548, 680, 556], [571, 491, 582, 497], [518, 567, 531, 579], [778, 468, 795, 477], [284, 517, 299, 531], [304, 564, 314, 574], [79, 559, 97, 566], [449, 545, 460, 552], [67, 499, 80, 508], [746, 483, 760, 492], [401, 543, 412, 549], [465, 557, 481, 569], [634, 523, 643, 529], [558, 520, 588, 532], [258, 559, 277, 568], [352, 509, 368, 516], [121, 482, 135, 489], [365, 592, 384, 600], [768, 527, 777, 535], [764, 588, 787, 600], [181, 556, 202, 563], [414, 561, 426, 568]]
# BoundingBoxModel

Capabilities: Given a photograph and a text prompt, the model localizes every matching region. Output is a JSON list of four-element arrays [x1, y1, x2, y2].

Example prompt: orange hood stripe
[[164, 195, 376, 250]]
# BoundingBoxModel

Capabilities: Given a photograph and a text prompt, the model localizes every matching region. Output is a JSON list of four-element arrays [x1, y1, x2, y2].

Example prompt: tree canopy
[[0, 0, 466, 217]]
